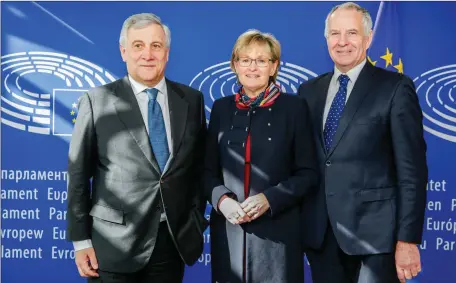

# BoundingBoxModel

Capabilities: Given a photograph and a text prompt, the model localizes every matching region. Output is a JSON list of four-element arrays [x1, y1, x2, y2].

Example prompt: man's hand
[[219, 196, 251, 225], [75, 247, 99, 277], [395, 241, 421, 283], [240, 193, 270, 221]]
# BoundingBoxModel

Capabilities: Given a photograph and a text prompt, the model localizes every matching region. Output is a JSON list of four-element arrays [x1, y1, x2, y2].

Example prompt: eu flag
[[53, 89, 87, 136], [368, 1, 404, 74]]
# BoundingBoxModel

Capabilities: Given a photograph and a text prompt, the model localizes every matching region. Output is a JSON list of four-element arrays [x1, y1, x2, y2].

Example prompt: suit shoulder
[[86, 78, 122, 98], [168, 80, 203, 98], [213, 95, 235, 108], [207, 96, 234, 121], [373, 66, 413, 85], [298, 72, 331, 102], [300, 72, 332, 88], [298, 72, 331, 99], [277, 93, 309, 112], [103, 78, 124, 90], [278, 93, 300, 103]]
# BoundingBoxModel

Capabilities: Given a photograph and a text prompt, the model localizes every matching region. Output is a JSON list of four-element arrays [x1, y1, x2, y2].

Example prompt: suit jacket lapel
[[316, 74, 333, 154], [166, 79, 188, 163], [327, 63, 377, 157], [113, 76, 161, 173]]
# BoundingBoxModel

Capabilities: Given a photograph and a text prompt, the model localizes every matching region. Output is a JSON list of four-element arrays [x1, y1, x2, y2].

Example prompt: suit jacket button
[[325, 160, 331, 166], [156, 204, 162, 210]]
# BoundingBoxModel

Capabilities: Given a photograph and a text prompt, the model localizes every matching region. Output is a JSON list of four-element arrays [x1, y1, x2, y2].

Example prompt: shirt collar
[[128, 75, 167, 96], [333, 58, 367, 85]]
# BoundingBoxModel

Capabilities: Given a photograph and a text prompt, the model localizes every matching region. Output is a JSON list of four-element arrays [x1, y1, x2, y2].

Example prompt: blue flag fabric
[[368, 1, 404, 74]]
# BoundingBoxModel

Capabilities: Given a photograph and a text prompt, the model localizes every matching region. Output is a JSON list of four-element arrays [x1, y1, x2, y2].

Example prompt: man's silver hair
[[119, 13, 171, 48], [324, 2, 373, 37]]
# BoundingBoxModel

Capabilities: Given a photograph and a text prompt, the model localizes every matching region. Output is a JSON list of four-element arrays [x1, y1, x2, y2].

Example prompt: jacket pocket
[[89, 204, 124, 225], [358, 187, 396, 202]]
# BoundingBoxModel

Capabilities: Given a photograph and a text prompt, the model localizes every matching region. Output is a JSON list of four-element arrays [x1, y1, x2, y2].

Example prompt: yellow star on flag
[[380, 47, 393, 68], [394, 58, 404, 74], [367, 56, 377, 66], [72, 118, 77, 124], [72, 102, 77, 108], [70, 110, 75, 116]]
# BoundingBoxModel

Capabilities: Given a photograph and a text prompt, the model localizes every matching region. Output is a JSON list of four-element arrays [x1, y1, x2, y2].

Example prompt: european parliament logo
[[1, 51, 116, 136], [189, 61, 317, 123], [414, 64, 456, 143]]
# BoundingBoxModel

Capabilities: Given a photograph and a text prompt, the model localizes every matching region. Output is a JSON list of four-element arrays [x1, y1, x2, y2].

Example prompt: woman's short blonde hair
[[230, 29, 281, 83]]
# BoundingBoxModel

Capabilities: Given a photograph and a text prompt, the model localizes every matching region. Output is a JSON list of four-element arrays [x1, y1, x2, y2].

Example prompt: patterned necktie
[[323, 74, 350, 153], [146, 88, 169, 173]]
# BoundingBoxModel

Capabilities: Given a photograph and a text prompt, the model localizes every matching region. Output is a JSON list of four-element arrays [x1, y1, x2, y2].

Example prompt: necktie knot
[[146, 88, 158, 100], [338, 74, 349, 87]]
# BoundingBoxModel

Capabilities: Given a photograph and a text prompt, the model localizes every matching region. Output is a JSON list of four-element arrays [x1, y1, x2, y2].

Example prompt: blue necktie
[[146, 88, 169, 173], [323, 74, 350, 153]]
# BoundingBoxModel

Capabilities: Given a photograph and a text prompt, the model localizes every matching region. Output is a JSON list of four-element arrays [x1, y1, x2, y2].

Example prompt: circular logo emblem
[[414, 64, 456, 143], [1, 51, 116, 135]]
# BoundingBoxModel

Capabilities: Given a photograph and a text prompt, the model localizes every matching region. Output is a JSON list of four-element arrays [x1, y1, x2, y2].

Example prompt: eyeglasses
[[237, 57, 273, 67]]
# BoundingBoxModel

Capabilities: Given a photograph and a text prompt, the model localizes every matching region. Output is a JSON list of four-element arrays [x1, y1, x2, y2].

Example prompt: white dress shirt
[[129, 75, 173, 156], [323, 59, 367, 129], [73, 75, 172, 252]]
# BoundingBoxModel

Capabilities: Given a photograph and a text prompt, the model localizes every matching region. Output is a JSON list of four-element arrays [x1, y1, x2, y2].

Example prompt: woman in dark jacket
[[204, 29, 319, 283]]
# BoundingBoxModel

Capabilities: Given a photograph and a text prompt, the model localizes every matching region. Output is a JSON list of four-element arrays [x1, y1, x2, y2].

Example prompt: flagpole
[[371, 1, 385, 45]]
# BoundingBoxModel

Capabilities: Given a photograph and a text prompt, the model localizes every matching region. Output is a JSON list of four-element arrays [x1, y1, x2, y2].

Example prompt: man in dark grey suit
[[299, 2, 427, 283], [67, 13, 207, 283]]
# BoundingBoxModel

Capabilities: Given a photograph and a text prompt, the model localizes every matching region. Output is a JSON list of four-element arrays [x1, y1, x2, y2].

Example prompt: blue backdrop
[[1, 1, 455, 283]]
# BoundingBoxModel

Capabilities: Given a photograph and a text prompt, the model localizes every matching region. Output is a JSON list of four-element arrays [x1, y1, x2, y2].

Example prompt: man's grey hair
[[324, 2, 373, 38], [119, 13, 171, 48]]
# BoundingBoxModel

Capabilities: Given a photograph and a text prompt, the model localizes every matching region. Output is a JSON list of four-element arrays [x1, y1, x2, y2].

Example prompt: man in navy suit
[[298, 2, 427, 283]]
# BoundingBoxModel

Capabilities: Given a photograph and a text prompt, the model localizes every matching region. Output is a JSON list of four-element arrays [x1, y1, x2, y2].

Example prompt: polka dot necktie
[[146, 88, 169, 173], [323, 74, 350, 153]]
